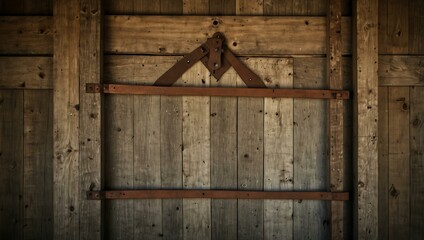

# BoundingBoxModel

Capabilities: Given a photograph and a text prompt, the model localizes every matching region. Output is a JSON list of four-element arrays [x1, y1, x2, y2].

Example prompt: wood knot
[[389, 184, 399, 198]]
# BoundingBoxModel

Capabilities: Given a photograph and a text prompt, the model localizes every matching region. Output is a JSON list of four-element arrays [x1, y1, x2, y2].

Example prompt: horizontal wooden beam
[[87, 190, 349, 201], [379, 55, 424, 86], [0, 57, 52, 89], [0, 16, 53, 55], [105, 15, 352, 55], [86, 83, 350, 99]]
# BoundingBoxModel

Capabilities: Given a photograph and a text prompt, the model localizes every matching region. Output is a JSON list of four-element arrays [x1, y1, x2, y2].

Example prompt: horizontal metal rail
[[87, 190, 349, 201], [86, 83, 350, 99]]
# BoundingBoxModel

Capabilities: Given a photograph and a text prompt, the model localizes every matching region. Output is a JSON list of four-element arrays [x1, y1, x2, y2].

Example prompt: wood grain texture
[[209, 0, 235, 15], [0, 0, 52, 15], [293, 57, 328, 240], [410, 86, 424, 239], [0, 16, 52, 55], [386, 0, 409, 54], [0, 57, 52, 89], [379, 56, 424, 86], [378, 87, 389, 240], [0, 90, 23, 240], [23, 90, 53, 240], [263, 58, 293, 240], [408, 0, 424, 54], [104, 15, 352, 55], [53, 0, 80, 239], [79, 0, 102, 239], [388, 87, 410, 240]]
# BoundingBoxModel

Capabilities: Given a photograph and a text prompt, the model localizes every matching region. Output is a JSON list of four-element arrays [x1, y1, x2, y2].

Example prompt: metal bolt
[[187, 60, 190, 64]]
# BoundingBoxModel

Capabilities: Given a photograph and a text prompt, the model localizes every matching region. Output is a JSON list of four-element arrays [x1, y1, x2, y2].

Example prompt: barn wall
[[0, 0, 423, 239]]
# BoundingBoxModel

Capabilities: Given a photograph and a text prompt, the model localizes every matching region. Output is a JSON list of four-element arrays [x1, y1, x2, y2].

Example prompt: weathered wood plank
[[408, 0, 424, 54], [104, 15, 352, 55], [0, 90, 23, 240], [53, 0, 80, 239], [181, 62, 211, 240], [386, 0, 409, 54], [161, 0, 183, 15], [327, 0, 344, 239], [353, 0, 379, 239], [23, 90, 53, 240], [0, 16, 52, 55], [0, 57, 52, 89], [210, 0, 235, 15], [293, 57, 328, 240], [378, 87, 389, 240], [388, 87, 410, 240], [0, 0, 52, 15], [263, 58, 293, 240], [378, 56, 424, 86], [79, 0, 102, 239], [410, 86, 424, 239]]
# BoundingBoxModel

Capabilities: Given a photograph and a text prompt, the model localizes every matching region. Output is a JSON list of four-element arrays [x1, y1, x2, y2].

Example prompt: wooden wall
[[0, 0, 423, 239], [378, 0, 424, 239]]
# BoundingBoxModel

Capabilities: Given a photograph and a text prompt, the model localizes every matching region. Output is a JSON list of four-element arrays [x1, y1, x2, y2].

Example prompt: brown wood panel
[[0, 16, 52, 55], [410, 86, 424, 239], [53, 0, 79, 239], [210, 0, 235, 15], [0, 0, 52, 15], [388, 87, 410, 240], [23, 90, 53, 240], [104, 16, 352, 55], [293, 57, 328, 240], [0, 90, 23, 240], [79, 0, 102, 239], [0, 57, 52, 89], [379, 56, 424, 87], [379, 0, 409, 54], [408, 0, 424, 54], [378, 87, 389, 240], [353, 0, 379, 239]]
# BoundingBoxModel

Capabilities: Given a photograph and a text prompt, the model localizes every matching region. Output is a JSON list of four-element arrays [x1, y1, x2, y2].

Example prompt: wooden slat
[[388, 87, 410, 240], [378, 87, 389, 240], [104, 15, 352, 55], [0, 16, 53, 55], [263, 58, 293, 239], [293, 57, 328, 240], [0, 57, 52, 89], [53, 0, 79, 239], [23, 90, 53, 240], [408, 0, 424, 54], [379, 56, 424, 86], [209, 0, 235, 15], [0, 90, 23, 240], [79, 0, 102, 239], [410, 86, 424, 238], [353, 0, 379, 238], [327, 0, 344, 239], [386, 0, 409, 54], [87, 190, 349, 200], [0, 0, 52, 15]]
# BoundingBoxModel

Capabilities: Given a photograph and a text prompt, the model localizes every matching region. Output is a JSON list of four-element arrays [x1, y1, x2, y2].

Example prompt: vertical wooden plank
[[103, 0, 133, 14], [53, 0, 80, 239], [263, 58, 293, 240], [378, 87, 389, 240], [410, 86, 424, 239], [23, 90, 53, 240], [79, 0, 102, 239], [209, 2, 237, 240], [408, 0, 424, 54], [307, 0, 326, 15], [293, 58, 328, 240], [327, 0, 344, 239], [236, 2, 264, 240], [353, 0, 379, 238], [183, 0, 209, 14], [0, 90, 23, 240], [160, 2, 183, 239], [378, 0, 389, 54], [388, 87, 410, 240], [386, 0, 409, 54]]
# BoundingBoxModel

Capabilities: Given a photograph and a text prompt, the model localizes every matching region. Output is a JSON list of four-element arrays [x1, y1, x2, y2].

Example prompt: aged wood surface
[[79, 0, 102, 239], [410, 86, 424, 239], [388, 87, 410, 240], [378, 87, 389, 240], [263, 58, 293, 240], [353, 0, 379, 239], [293, 57, 328, 240], [23, 90, 53, 240], [0, 90, 23, 240], [379, 56, 424, 86], [327, 0, 344, 239], [408, 0, 424, 54], [0, 0, 52, 15], [104, 15, 352, 55], [0, 16, 53, 55], [53, 0, 80, 239], [0, 57, 52, 89]]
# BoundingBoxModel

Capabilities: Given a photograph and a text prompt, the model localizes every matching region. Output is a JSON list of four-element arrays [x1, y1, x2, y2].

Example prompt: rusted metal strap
[[86, 83, 350, 100], [87, 190, 349, 201]]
